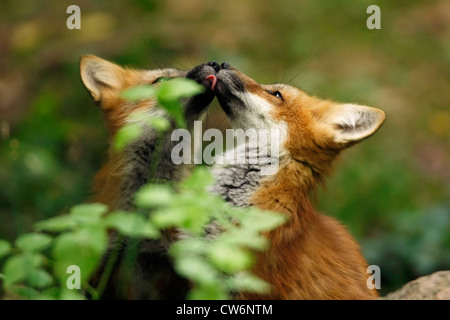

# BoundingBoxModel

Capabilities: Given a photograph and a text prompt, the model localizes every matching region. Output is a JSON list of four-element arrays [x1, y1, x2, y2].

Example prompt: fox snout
[[80, 55, 223, 133], [186, 61, 219, 91], [182, 62, 221, 123], [213, 64, 249, 118]]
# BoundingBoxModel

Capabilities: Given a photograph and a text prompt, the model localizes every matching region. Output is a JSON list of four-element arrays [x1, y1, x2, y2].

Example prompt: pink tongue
[[205, 75, 217, 91]]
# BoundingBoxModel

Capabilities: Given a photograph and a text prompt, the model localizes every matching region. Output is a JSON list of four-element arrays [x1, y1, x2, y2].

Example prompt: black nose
[[207, 61, 220, 72], [220, 62, 230, 69]]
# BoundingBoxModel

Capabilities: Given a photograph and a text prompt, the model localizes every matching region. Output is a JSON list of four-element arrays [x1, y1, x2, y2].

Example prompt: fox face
[[215, 64, 385, 179], [80, 55, 219, 135], [80, 56, 220, 210]]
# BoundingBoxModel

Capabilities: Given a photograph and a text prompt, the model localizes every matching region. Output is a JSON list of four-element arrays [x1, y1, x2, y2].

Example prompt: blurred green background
[[0, 0, 449, 296]]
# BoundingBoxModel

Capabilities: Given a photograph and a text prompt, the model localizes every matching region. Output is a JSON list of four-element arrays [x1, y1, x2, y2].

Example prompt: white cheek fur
[[230, 91, 289, 157]]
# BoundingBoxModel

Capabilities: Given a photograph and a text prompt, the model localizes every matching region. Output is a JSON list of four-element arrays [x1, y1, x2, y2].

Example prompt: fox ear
[[80, 55, 124, 102], [323, 103, 385, 146]]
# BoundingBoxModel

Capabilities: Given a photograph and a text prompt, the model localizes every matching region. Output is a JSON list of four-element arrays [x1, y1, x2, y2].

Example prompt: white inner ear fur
[[330, 103, 385, 143], [80, 55, 123, 101]]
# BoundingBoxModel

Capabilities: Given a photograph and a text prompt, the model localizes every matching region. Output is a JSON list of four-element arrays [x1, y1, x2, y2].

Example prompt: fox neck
[[212, 147, 322, 239], [251, 159, 322, 244], [92, 125, 188, 211], [117, 128, 183, 210], [210, 143, 279, 206]]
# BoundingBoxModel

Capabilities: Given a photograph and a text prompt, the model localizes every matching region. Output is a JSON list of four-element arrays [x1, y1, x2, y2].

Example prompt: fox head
[[215, 64, 385, 181], [80, 55, 219, 135], [80, 56, 220, 210]]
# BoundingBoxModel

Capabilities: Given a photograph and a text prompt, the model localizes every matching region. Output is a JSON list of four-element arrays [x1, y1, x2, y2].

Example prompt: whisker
[[284, 46, 324, 89], [148, 51, 165, 70], [166, 55, 190, 70], [187, 53, 197, 69]]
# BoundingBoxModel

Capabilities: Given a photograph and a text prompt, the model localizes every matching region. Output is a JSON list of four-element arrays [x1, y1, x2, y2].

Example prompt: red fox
[[212, 63, 385, 299], [80, 55, 219, 299], [80, 55, 219, 211]]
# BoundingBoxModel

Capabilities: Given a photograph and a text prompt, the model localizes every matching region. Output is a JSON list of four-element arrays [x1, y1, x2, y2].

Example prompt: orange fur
[[80, 56, 219, 299], [229, 70, 383, 300], [244, 168, 377, 300], [80, 55, 183, 208], [91, 150, 123, 209]]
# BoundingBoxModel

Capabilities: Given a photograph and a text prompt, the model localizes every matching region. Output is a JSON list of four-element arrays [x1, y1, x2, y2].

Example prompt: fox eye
[[152, 76, 170, 84], [267, 90, 283, 101]]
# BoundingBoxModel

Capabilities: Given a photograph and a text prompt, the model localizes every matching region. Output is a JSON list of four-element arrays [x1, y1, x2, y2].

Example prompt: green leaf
[[0, 239, 12, 258], [151, 207, 183, 229], [169, 238, 206, 257], [157, 78, 204, 102], [52, 227, 108, 285], [156, 78, 203, 128], [174, 256, 219, 286], [27, 268, 53, 289], [10, 286, 39, 300], [3, 252, 45, 286], [240, 209, 287, 232], [147, 116, 170, 132], [135, 184, 173, 208], [227, 272, 271, 294], [120, 85, 156, 102], [152, 202, 210, 235], [31, 287, 60, 300], [222, 230, 269, 251], [39, 287, 61, 300], [105, 211, 160, 239], [59, 289, 86, 300], [180, 167, 215, 192], [158, 100, 185, 128], [207, 243, 254, 273], [70, 203, 108, 225], [15, 233, 52, 252], [35, 215, 77, 232], [114, 123, 143, 151], [188, 284, 229, 300]]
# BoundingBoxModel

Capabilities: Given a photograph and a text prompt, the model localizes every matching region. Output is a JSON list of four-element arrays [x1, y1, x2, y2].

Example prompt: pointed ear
[[323, 103, 385, 145], [80, 55, 124, 102]]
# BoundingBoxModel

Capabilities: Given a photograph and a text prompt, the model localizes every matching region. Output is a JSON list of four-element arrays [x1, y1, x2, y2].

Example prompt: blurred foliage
[[0, 79, 286, 300], [0, 0, 449, 296], [0, 171, 285, 300]]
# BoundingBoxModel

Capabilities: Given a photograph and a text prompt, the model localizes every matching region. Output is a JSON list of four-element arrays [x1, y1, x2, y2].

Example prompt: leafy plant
[[0, 78, 286, 300]]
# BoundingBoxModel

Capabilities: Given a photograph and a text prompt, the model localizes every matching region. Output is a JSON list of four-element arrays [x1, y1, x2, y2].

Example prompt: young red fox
[[80, 55, 219, 299], [80, 55, 219, 211], [212, 63, 385, 299]]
